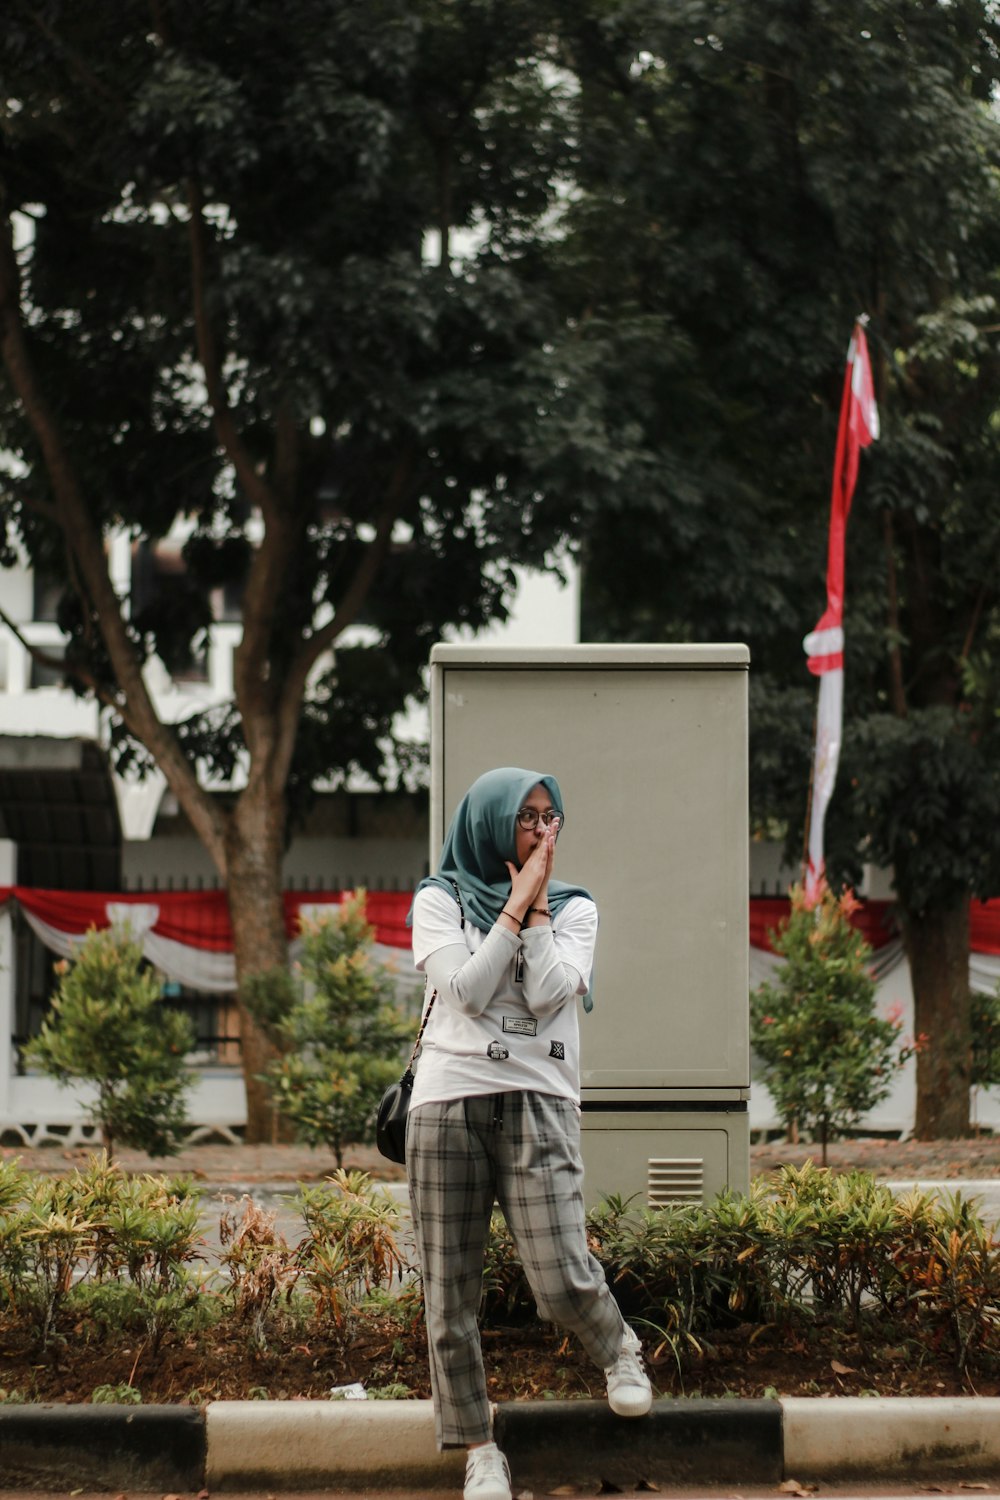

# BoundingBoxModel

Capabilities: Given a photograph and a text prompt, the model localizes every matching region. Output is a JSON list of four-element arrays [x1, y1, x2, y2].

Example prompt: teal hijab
[[410, 766, 595, 1009]]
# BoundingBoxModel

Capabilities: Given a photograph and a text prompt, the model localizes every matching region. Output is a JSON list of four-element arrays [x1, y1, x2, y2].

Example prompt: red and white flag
[[803, 321, 879, 898]]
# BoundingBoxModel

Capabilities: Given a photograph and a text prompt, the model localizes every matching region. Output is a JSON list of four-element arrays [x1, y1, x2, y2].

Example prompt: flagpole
[[801, 700, 819, 886]]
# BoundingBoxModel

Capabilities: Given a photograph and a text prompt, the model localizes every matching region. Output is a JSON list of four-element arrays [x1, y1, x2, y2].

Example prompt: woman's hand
[[504, 822, 556, 921]]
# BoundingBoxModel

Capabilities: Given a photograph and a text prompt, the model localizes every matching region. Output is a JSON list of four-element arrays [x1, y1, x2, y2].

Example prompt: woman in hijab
[[408, 767, 651, 1500]]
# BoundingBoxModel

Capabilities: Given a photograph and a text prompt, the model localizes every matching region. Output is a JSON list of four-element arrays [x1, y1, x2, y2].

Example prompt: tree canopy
[[0, 0, 622, 806], [568, 0, 1000, 1133], [0, 0, 659, 1135]]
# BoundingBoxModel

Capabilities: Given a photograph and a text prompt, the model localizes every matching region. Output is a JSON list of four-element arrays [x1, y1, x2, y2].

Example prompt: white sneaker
[[464, 1442, 512, 1500], [605, 1326, 652, 1417]]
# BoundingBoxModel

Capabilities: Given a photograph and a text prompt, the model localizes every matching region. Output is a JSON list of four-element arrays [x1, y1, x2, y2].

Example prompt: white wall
[[0, 562, 33, 621]]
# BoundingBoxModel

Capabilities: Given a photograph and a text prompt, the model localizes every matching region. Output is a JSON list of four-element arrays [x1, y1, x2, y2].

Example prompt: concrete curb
[[495, 1398, 783, 1487], [205, 1399, 464, 1490], [781, 1396, 1000, 1478], [2, 1397, 1000, 1490], [0, 1403, 205, 1491]]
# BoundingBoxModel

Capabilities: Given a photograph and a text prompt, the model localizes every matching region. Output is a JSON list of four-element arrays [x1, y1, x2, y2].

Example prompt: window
[[161, 980, 243, 1066], [32, 571, 64, 624], [29, 647, 66, 690]]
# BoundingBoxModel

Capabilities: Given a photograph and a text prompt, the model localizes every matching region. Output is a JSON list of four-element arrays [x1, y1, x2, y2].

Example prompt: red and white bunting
[[1, 888, 999, 999], [0, 887, 412, 992]]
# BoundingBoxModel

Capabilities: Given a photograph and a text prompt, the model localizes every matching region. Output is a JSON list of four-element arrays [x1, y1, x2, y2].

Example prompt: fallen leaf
[[830, 1359, 856, 1375]]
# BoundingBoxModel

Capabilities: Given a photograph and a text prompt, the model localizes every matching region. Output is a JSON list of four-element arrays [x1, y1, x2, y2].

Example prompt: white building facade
[[0, 544, 580, 1146], [2, 541, 997, 1147]]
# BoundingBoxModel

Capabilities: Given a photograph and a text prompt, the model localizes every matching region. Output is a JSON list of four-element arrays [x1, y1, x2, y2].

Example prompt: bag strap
[[408, 878, 465, 1069], [447, 877, 466, 928], [407, 988, 436, 1069]]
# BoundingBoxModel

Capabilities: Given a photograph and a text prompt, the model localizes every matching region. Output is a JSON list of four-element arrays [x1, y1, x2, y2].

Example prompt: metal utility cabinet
[[429, 643, 750, 1208]]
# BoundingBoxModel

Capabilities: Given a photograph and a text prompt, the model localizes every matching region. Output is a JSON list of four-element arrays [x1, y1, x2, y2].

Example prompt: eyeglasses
[[516, 808, 563, 831]]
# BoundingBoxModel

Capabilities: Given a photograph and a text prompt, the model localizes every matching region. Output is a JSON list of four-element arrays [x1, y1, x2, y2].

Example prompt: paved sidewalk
[[0, 1138, 407, 1186], [5, 1133, 1000, 1186]]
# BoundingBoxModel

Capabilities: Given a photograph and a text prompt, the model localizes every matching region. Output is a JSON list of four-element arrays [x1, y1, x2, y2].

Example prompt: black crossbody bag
[[375, 879, 464, 1165]]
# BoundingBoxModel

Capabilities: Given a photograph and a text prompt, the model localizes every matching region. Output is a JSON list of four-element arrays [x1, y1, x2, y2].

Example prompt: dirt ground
[[5, 1305, 997, 1409]]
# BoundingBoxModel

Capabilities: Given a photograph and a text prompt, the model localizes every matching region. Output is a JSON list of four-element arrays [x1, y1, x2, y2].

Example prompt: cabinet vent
[[648, 1157, 704, 1207]]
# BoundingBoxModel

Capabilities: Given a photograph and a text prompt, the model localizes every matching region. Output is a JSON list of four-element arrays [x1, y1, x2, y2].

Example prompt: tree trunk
[[902, 896, 971, 1140], [226, 782, 291, 1144]]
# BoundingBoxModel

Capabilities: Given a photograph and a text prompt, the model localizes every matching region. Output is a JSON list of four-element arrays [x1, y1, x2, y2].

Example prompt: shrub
[[23, 927, 194, 1159], [19, 1174, 96, 1347], [0, 1158, 997, 1385], [480, 1209, 536, 1325], [581, 1161, 1000, 1376], [901, 1187, 1000, 1373], [6, 1153, 206, 1349], [218, 1195, 299, 1350], [297, 1169, 408, 1330], [260, 895, 410, 1167], [750, 884, 914, 1161]]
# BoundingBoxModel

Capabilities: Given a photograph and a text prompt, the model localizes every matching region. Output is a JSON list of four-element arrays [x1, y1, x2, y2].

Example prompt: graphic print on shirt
[[514, 950, 525, 984], [503, 1016, 537, 1036], [486, 1041, 510, 1061], [549, 1041, 566, 1060]]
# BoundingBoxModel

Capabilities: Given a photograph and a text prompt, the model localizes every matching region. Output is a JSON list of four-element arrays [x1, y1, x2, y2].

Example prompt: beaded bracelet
[[528, 906, 552, 918]]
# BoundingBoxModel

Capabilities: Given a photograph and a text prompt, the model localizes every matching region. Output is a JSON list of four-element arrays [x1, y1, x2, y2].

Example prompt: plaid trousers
[[406, 1091, 627, 1449]]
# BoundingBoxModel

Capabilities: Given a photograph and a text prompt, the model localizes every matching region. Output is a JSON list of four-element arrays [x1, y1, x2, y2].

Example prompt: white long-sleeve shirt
[[408, 883, 597, 1108]]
